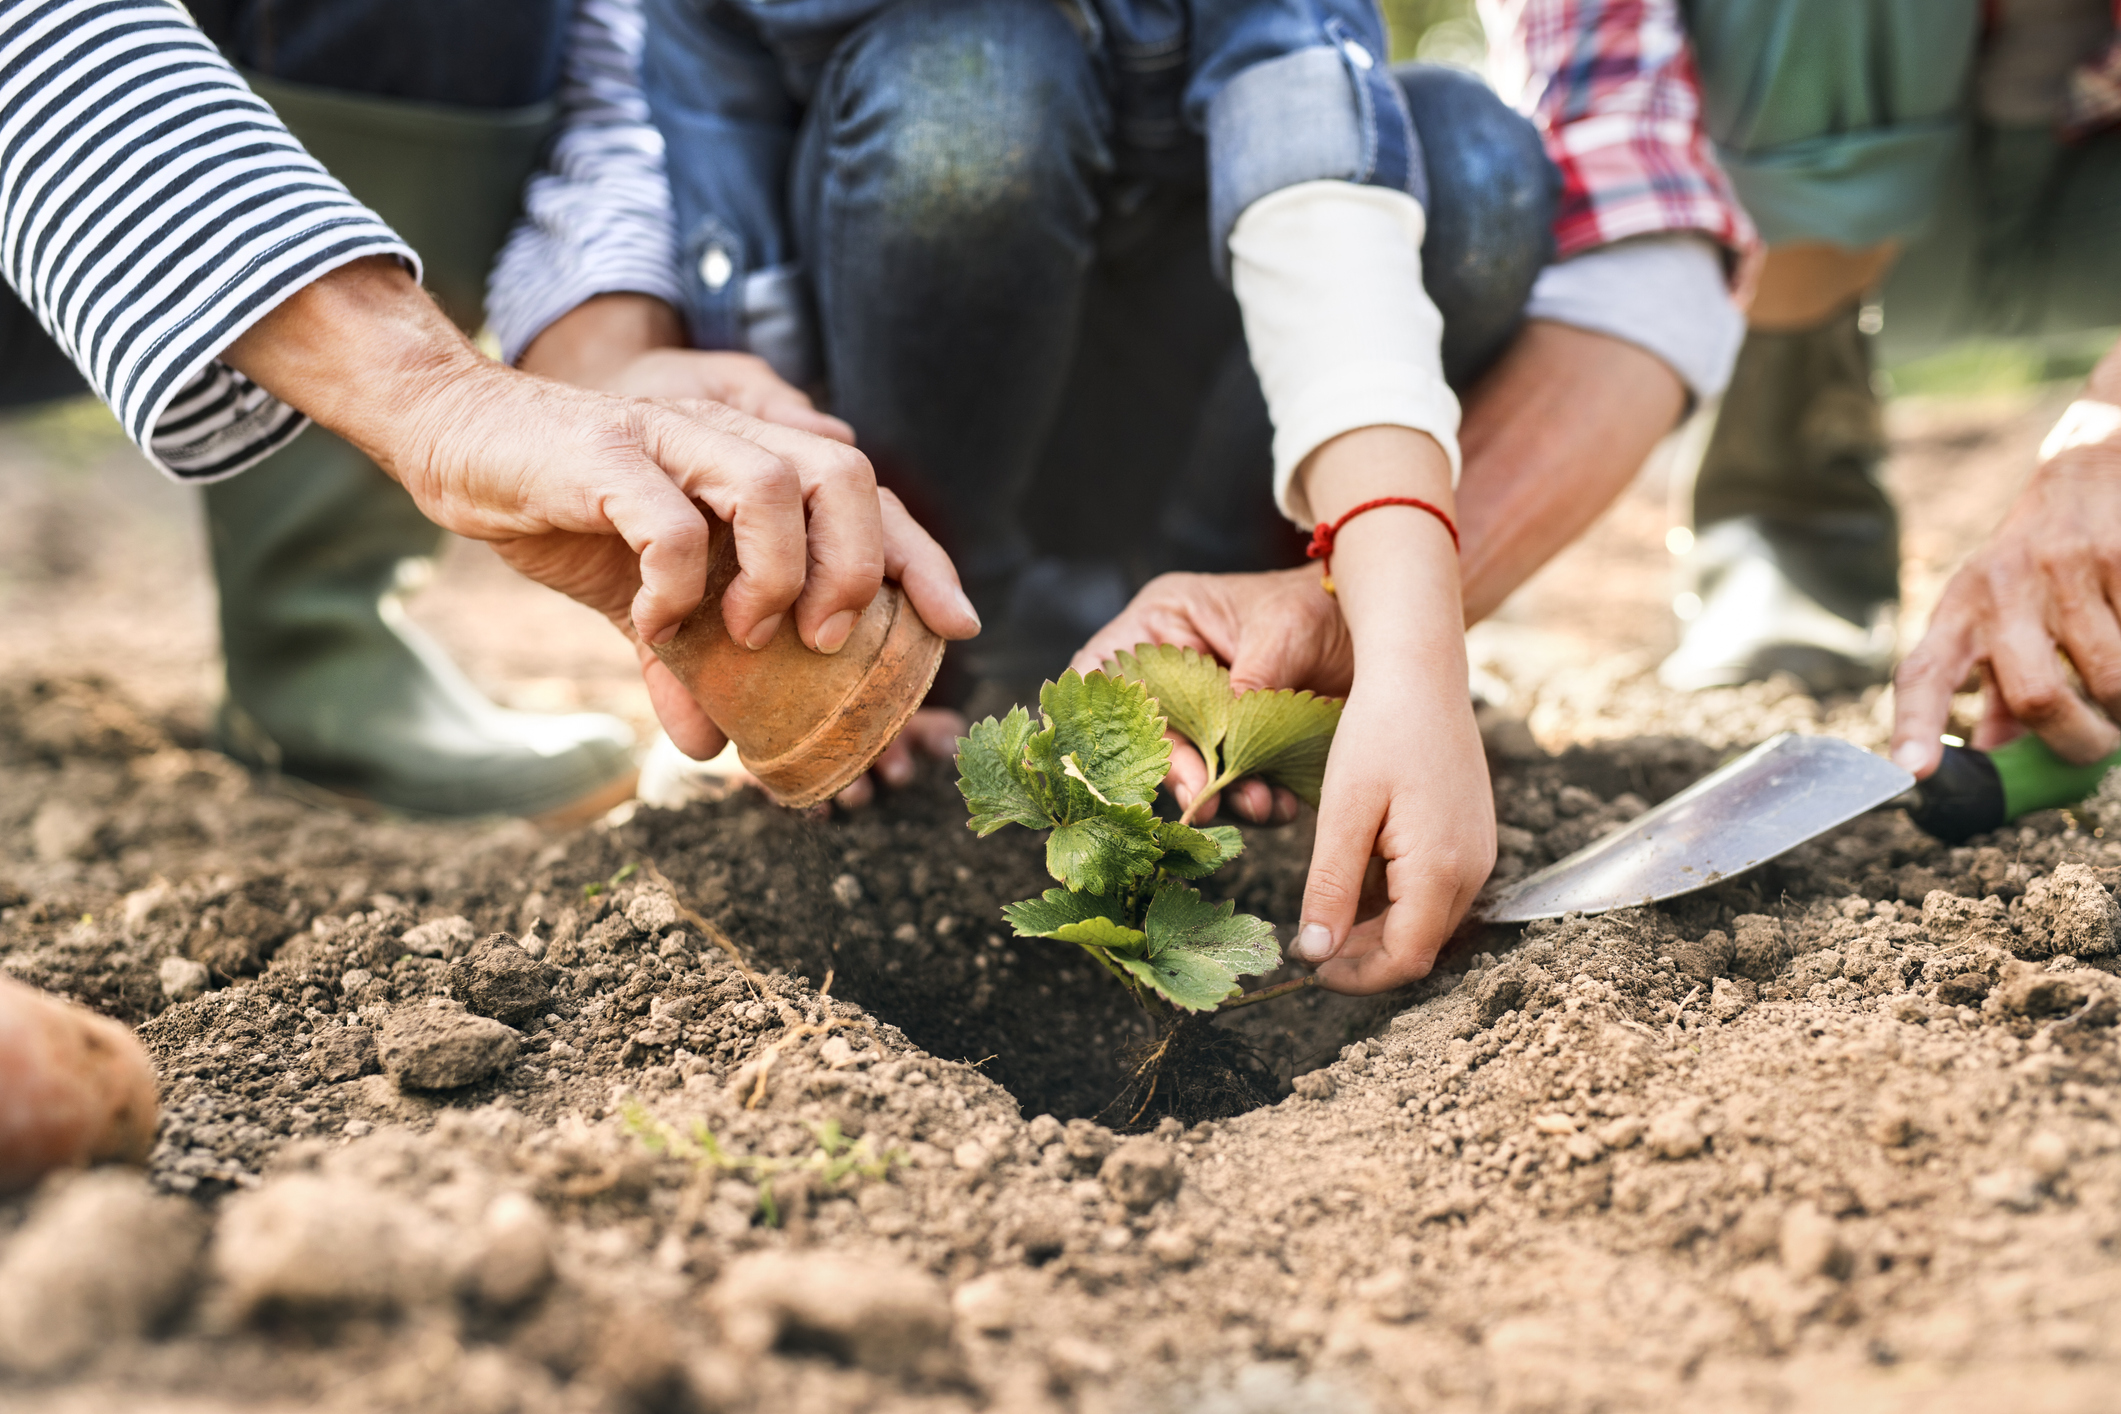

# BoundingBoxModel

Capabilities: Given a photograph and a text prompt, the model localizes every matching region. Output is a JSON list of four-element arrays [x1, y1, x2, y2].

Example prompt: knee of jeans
[[1395, 63, 1559, 388], [827, 0, 1106, 230]]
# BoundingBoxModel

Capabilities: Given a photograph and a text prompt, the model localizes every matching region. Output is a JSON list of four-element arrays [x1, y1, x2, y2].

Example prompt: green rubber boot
[[1661, 302, 1900, 694], [205, 75, 636, 819]]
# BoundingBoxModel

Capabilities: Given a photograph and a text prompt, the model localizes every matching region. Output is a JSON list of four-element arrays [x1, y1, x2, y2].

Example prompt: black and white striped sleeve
[[0, 0, 416, 480], [486, 0, 680, 365]]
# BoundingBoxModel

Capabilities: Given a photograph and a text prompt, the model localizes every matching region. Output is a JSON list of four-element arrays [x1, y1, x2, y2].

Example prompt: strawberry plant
[[955, 645, 1342, 1013]]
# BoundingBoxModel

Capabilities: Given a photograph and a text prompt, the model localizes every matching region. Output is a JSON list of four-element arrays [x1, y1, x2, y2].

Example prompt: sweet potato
[[0, 975, 158, 1194]]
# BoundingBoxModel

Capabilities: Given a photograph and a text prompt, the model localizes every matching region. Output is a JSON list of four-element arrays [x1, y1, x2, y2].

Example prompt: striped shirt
[[486, 0, 679, 366], [0, 0, 413, 480]]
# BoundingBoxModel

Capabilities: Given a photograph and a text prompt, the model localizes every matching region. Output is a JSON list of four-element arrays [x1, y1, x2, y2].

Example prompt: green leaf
[[1142, 882, 1280, 977], [1051, 916, 1150, 956], [1116, 949, 1242, 1012], [1220, 688, 1344, 808], [1155, 820, 1246, 880], [1002, 887, 1129, 937], [957, 708, 1054, 834], [1110, 644, 1231, 776], [1032, 670, 1170, 808], [1046, 804, 1164, 895]]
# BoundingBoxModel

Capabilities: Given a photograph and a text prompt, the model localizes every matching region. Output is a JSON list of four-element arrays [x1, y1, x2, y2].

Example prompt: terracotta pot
[[651, 520, 945, 808]]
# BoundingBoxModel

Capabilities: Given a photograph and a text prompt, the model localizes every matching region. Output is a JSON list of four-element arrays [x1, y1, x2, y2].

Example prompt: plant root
[[1100, 1011, 1278, 1131]]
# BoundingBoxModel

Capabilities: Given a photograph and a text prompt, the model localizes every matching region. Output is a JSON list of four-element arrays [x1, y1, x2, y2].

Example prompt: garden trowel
[[1478, 731, 2121, 924]]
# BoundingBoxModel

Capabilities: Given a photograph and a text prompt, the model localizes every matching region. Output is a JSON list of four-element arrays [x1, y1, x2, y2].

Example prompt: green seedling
[[623, 1103, 898, 1227], [955, 646, 1342, 1013], [583, 861, 640, 899]]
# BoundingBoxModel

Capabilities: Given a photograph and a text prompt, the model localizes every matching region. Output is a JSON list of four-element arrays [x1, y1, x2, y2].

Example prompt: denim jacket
[[642, 0, 1426, 351]]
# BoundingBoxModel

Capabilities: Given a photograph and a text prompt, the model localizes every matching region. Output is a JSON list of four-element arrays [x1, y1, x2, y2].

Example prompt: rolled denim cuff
[[1524, 235, 1746, 401], [1205, 33, 1426, 281]]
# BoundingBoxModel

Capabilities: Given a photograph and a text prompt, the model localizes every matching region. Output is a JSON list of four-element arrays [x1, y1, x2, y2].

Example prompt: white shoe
[[1659, 519, 1895, 694], [635, 732, 753, 810]]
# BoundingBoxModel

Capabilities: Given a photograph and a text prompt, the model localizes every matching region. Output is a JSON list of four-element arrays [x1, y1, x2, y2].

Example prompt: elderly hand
[[1890, 345, 2121, 776], [223, 258, 980, 759], [1070, 567, 1349, 824]]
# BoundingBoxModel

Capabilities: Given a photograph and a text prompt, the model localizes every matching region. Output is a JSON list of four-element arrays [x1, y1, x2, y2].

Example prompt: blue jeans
[[665, 0, 1555, 684]]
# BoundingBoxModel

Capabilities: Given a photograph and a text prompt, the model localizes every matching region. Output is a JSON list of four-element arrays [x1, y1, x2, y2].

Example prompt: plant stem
[[1220, 976, 1319, 1009], [1177, 769, 1242, 827]]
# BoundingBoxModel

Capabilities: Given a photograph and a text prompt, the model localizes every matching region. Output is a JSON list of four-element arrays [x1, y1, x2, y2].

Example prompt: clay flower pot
[[652, 520, 945, 808]]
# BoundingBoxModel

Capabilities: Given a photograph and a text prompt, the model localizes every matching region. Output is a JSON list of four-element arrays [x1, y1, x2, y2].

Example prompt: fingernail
[[1174, 784, 1194, 810], [647, 622, 679, 648], [954, 588, 982, 631], [1891, 741, 1929, 773], [1294, 923, 1335, 963], [815, 608, 859, 654], [882, 754, 915, 786], [744, 613, 785, 650]]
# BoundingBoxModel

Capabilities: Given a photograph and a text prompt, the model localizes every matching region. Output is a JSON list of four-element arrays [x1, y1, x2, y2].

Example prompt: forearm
[[1298, 426, 1465, 673], [518, 293, 687, 389], [1455, 321, 1687, 624], [220, 257, 483, 481]]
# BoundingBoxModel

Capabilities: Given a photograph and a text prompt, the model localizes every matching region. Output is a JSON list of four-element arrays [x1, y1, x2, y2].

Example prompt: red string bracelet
[[1306, 496, 1459, 593]]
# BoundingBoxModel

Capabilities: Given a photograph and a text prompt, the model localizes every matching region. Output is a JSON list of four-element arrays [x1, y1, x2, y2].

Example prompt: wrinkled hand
[[222, 259, 980, 761], [1070, 567, 1350, 824], [1891, 394, 2121, 775]]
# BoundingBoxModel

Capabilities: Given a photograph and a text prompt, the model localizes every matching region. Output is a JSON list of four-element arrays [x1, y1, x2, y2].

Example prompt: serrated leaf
[[1142, 882, 1280, 977], [1110, 644, 1231, 776], [1032, 670, 1170, 808], [1001, 887, 1129, 938], [956, 707, 1053, 834], [1220, 688, 1344, 808], [1046, 804, 1163, 895], [1155, 820, 1246, 880], [1051, 916, 1150, 956], [1116, 949, 1242, 1012]]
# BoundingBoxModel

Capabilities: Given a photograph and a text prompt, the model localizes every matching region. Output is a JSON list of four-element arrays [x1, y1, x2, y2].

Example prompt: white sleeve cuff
[[1524, 234, 1746, 401], [1228, 180, 1461, 528]]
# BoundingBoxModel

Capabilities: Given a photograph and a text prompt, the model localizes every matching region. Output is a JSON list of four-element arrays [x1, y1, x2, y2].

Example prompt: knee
[[1395, 63, 1559, 386], [829, 0, 1106, 227]]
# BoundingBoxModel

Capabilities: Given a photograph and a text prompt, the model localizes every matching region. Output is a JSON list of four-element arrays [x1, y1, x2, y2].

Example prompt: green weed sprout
[[623, 1104, 897, 1227], [954, 646, 1342, 1013]]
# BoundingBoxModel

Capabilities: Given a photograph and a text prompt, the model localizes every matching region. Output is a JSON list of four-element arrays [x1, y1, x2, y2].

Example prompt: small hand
[[1069, 567, 1349, 823], [1890, 382, 2121, 776], [1289, 661, 1495, 994]]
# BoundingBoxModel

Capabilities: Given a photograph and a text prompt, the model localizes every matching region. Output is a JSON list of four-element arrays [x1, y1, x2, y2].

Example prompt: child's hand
[[1295, 647, 1493, 994]]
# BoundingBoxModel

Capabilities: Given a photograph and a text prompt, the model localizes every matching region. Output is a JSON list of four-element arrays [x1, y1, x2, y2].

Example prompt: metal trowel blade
[[1477, 733, 1913, 924]]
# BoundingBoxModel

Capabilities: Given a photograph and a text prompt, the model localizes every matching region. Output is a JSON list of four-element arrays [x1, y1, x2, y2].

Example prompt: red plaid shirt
[[2063, 2, 2121, 137], [1484, 0, 1757, 266], [1488, 0, 2121, 266]]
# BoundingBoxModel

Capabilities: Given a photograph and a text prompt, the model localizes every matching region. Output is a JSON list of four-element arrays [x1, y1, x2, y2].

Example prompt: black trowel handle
[[1905, 745, 2004, 845], [1908, 736, 2121, 844]]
